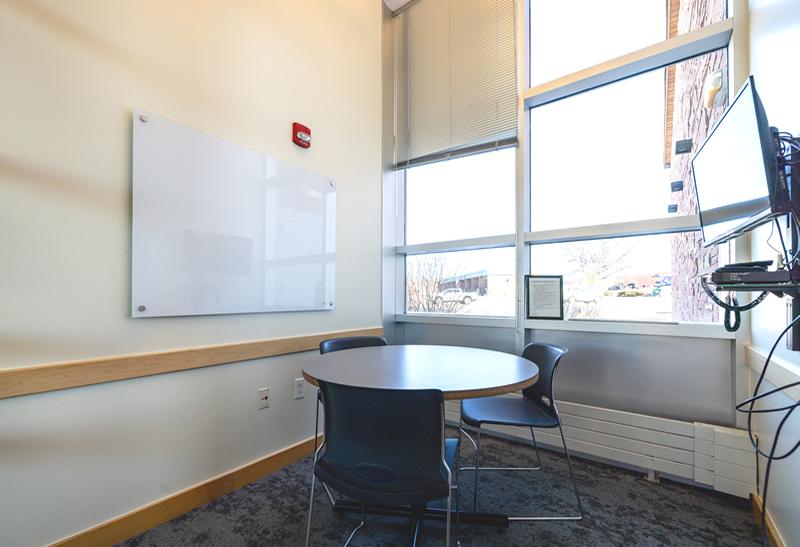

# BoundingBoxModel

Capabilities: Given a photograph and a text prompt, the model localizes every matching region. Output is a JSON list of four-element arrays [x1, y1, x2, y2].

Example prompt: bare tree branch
[[406, 255, 465, 313]]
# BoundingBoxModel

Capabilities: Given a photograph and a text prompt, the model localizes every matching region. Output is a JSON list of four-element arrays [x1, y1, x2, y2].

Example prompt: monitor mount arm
[[700, 131, 800, 336]]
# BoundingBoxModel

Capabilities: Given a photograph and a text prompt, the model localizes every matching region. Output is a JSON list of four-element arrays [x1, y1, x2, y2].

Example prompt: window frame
[[392, 0, 748, 345]]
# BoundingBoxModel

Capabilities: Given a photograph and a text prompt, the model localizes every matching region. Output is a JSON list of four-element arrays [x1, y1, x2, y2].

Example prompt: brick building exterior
[[669, 0, 728, 322]]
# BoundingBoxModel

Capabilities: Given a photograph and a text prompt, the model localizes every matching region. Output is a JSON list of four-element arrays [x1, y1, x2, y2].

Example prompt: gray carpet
[[121, 431, 761, 546]]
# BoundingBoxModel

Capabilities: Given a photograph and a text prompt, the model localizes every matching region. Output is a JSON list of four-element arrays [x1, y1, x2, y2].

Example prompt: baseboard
[[751, 493, 785, 547], [51, 435, 319, 546]]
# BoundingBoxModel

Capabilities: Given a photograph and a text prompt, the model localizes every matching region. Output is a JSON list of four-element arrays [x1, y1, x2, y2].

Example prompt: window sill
[[395, 314, 515, 328], [393, 314, 735, 339], [745, 345, 800, 402], [525, 319, 735, 339]]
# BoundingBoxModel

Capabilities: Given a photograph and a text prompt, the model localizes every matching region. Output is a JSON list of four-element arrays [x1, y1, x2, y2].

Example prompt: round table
[[302, 344, 539, 400]]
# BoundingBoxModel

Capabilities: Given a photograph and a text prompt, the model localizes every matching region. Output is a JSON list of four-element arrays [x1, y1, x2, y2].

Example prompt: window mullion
[[525, 215, 701, 245], [523, 18, 733, 109], [397, 234, 516, 255], [514, 0, 531, 353]]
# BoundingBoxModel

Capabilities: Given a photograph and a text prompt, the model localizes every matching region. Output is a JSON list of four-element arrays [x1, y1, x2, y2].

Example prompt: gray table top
[[301, 344, 539, 400]]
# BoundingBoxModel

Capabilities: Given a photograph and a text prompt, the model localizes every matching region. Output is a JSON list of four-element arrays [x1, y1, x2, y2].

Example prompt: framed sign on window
[[525, 275, 564, 320]]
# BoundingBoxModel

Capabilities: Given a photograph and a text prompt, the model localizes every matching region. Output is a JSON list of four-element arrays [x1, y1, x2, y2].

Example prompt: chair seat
[[315, 437, 460, 507], [461, 396, 558, 429]]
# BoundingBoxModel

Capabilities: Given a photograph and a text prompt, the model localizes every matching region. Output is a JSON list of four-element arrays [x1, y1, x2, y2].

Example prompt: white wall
[[0, 1, 381, 545], [748, 0, 800, 543]]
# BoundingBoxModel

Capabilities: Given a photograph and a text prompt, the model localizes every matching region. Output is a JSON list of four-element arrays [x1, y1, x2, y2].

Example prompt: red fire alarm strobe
[[292, 122, 311, 148]]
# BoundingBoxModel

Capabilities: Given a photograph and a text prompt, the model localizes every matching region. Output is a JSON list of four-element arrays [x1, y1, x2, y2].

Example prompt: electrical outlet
[[294, 378, 305, 399], [258, 387, 270, 409]]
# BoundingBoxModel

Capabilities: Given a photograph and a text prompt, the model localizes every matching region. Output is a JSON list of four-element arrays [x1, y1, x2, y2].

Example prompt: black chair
[[459, 342, 583, 521], [314, 336, 389, 507], [319, 336, 387, 354], [306, 381, 459, 545]]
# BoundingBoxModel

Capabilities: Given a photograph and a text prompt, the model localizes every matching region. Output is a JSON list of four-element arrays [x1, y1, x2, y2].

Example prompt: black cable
[[760, 403, 800, 546], [700, 276, 769, 311], [774, 218, 791, 266], [700, 277, 769, 332], [738, 379, 800, 414], [787, 213, 800, 267], [723, 296, 741, 332], [738, 313, 800, 458], [766, 220, 783, 260], [733, 312, 800, 546], [776, 217, 791, 265]]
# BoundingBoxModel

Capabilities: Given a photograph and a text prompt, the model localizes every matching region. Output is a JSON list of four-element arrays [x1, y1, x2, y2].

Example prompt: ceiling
[[384, 0, 413, 12]]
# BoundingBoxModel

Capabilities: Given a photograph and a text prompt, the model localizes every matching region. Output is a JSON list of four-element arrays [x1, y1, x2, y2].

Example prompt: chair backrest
[[318, 380, 445, 481], [319, 336, 387, 354], [521, 342, 568, 412]]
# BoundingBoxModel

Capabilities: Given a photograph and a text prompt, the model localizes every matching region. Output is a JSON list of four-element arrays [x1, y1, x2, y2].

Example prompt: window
[[531, 234, 731, 322], [531, 51, 729, 231], [393, 0, 736, 330], [394, 0, 518, 318], [405, 148, 516, 245], [529, 0, 727, 87], [529, 45, 730, 323], [406, 247, 515, 317]]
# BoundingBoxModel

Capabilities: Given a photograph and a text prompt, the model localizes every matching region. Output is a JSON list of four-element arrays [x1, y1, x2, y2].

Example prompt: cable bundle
[[736, 314, 800, 546], [699, 276, 768, 332]]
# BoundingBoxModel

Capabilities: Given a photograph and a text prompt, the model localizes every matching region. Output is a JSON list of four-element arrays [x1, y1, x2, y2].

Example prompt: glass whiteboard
[[131, 109, 335, 318]]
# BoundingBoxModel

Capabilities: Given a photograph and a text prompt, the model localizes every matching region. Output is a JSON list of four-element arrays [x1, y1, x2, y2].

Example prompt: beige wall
[[0, 1, 381, 544], [748, 0, 800, 543]]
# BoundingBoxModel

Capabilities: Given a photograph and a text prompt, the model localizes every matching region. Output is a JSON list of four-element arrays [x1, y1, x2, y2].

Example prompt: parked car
[[617, 288, 646, 297], [645, 286, 663, 297], [605, 284, 623, 296], [434, 287, 477, 305], [566, 288, 600, 305]]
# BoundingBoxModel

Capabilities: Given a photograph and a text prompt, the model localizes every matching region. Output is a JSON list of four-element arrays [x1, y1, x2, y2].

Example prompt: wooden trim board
[[51, 435, 320, 546], [751, 494, 785, 547], [745, 345, 800, 402], [0, 327, 383, 399]]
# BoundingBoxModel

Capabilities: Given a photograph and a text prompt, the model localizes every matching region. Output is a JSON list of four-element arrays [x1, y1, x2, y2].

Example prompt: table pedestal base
[[332, 499, 509, 528]]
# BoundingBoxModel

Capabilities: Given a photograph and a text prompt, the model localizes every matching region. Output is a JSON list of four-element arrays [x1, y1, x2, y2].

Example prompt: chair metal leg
[[305, 443, 325, 546], [321, 483, 336, 507], [314, 390, 337, 508], [314, 390, 321, 453], [473, 429, 481, 512], [557, 421, 584, 519], [305, 471, 317, 546], [409, 504, 425, 546], [445, 489, 452, 546], [457, 423, 478, 461], [444, 459, 453, 546], [530, 427, 542, 469], [454, 444, 461, 546], [459, 425, 540, 472], [507, 423, 583, 522], [343, 504, 365, 547]]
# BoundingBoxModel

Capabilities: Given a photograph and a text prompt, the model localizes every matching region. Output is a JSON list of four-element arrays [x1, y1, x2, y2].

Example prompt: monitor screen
[[692, 76, 773, 245]]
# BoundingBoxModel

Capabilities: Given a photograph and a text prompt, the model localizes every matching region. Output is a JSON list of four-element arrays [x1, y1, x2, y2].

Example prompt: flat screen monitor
[[692, 75, 782, 246]]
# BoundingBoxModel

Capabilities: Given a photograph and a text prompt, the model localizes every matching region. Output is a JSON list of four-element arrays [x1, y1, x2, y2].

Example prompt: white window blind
[[394, 0, 518, 168]]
